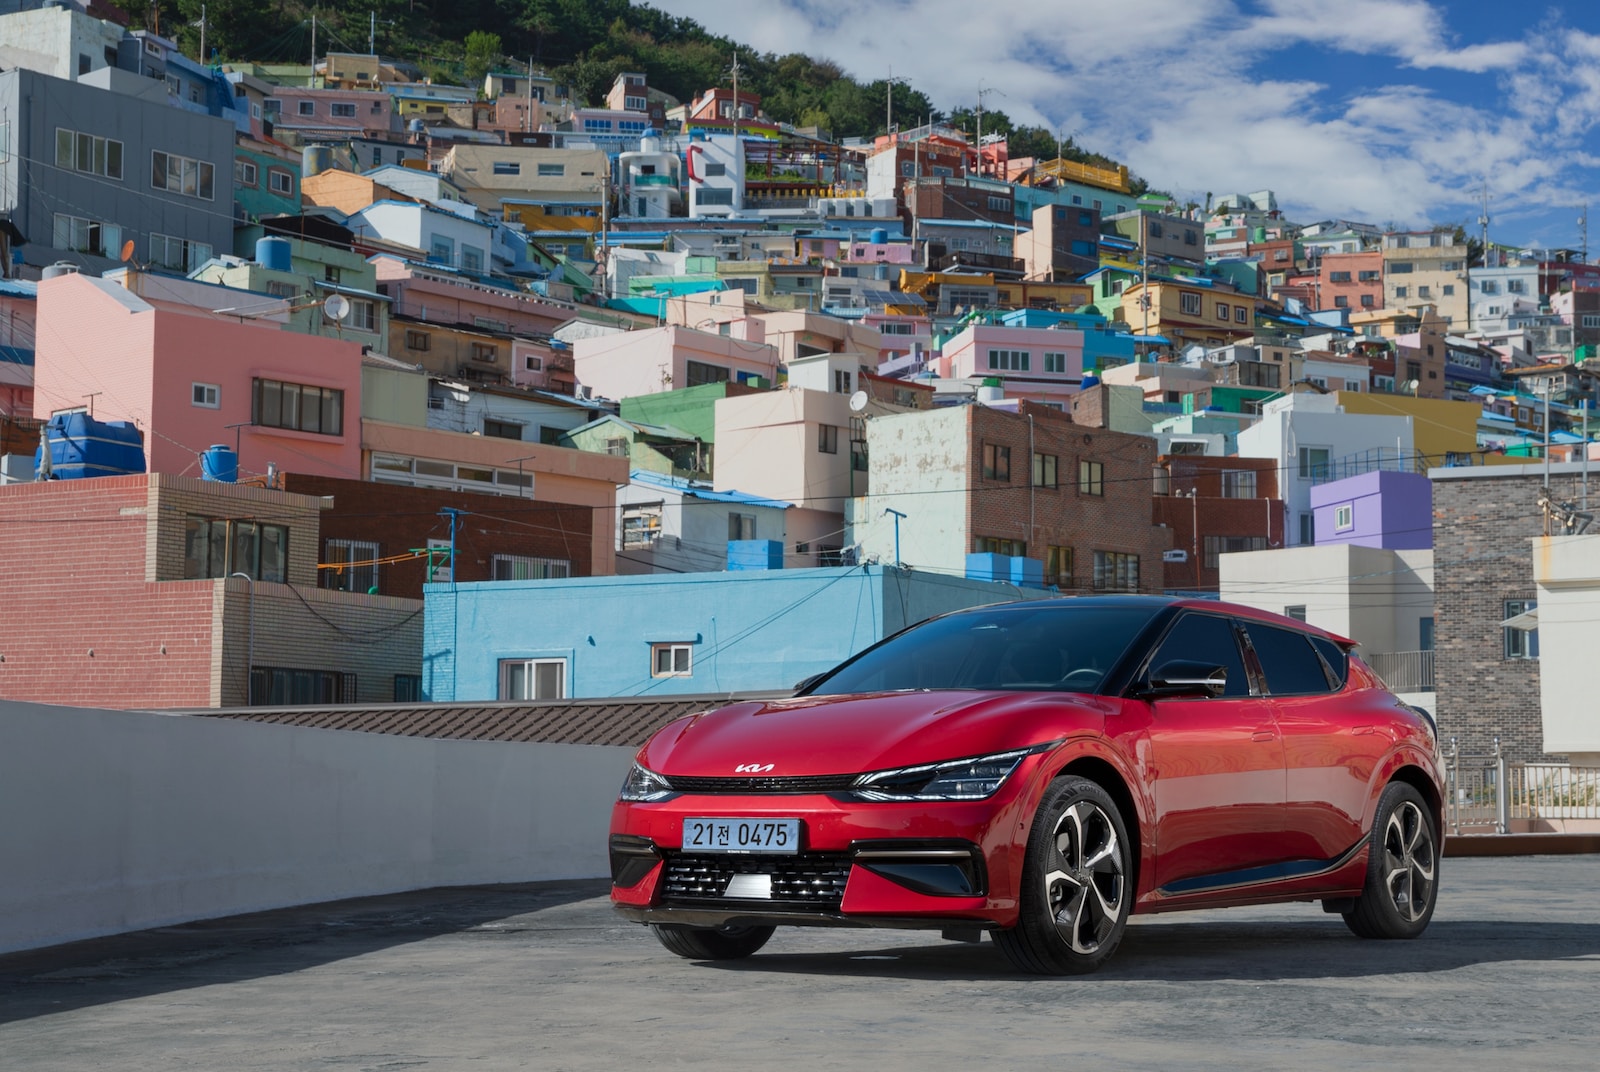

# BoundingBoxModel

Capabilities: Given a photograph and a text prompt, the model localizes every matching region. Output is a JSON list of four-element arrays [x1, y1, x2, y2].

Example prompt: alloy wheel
[[1042, 800, 1126, 954], [1382, 799, 1437, 923]]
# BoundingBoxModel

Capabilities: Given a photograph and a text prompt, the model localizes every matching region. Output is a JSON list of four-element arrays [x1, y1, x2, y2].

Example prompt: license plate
[[682, 817, 801, 854]]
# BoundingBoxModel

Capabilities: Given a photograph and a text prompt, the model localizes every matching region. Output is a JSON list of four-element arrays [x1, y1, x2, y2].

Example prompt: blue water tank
[[200, 444, 238, 482], [255, 236, 292, 272], [728, 539, 784, 571], [870, 228, 888, 244], [35, 412, 146, 480], [1080, 374, 1100, 390]]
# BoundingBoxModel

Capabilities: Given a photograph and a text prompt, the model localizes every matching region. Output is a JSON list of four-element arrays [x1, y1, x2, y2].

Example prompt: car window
[[1146, 613, 1250, 697], [808, 604, 1159, 695], [1243, 622, 1335, 695], [1308, 635, 1348, 688]]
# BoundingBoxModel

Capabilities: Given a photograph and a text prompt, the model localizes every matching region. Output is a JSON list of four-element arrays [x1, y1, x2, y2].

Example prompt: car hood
[[638, 690, 1111, 778]]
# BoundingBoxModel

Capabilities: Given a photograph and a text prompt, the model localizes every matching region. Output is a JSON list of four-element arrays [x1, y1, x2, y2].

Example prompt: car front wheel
[[650, 922, 775, 960], [1343, 780, 1440, 939], [995, 775, 1132, 974]]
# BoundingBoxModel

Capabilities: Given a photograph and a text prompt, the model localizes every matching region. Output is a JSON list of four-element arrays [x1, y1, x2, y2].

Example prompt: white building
[[348, 200, 494, 274], [685, 133, 743, 219], [0, 3, 122, 83], [616, 469, 791, 576], [1524, 532, 1600, 765], [1235, 392, 1414, 546]]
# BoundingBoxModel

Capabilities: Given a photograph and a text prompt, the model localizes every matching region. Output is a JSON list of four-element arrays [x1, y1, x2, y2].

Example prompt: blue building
[[422, 564, 1051, 701]]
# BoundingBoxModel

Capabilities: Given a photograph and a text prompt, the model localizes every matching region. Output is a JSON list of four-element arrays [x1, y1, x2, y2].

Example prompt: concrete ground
[[2, 856, 1597, 1071]]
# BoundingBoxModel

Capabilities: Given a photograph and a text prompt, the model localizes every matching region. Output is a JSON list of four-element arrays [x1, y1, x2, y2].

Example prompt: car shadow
[[0, 879, 609, 1025], [699, 917, 1600, 982]]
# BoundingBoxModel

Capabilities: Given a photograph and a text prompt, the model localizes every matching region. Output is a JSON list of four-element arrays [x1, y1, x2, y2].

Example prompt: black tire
[[994, 775, 1132, 974], [650, 923, 776, 960], [1343, 781, 1440, 939]]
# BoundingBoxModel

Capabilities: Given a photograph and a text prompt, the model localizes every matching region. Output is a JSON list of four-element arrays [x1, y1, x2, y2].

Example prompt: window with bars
[[323, 538, 380, 593], [249, 666, 356, 706], [491, 554, 571, 580], [1202, 535, 1268, 568], [1092, 550, 1139, 591]]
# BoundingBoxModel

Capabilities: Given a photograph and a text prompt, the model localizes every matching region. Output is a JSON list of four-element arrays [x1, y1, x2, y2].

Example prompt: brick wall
[[283, 475, 595, 600], [1432, 467, 1584, 761], [1153, 456, 1283, 590], [966, 403, 1171, 592]]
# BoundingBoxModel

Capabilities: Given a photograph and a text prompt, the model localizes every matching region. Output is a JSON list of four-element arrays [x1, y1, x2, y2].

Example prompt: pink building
[[1, 279, 37, 418], [840, 240, 917, 266], [573, 325, 780, 400], [373, 256, 573, 337], [267, 86, 396, 138], [938, 324, 1088, 407], [32, 272, 364, 482]]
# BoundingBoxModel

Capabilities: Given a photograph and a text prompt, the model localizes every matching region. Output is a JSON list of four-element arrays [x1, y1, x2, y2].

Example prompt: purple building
[[1310, 470, 1433, 550]]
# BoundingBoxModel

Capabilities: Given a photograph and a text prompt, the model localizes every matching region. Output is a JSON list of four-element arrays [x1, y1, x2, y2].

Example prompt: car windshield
[[808, 602, 1161, 695]]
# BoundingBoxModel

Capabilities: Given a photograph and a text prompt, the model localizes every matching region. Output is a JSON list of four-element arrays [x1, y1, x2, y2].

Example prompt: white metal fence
[[1444, 738, 1600, 834]]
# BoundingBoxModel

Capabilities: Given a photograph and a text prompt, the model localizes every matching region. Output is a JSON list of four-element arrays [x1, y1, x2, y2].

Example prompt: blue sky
[[645, 1, 1600, 252]]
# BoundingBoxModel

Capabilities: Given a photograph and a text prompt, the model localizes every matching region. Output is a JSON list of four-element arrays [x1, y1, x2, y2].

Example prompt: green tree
[[464, 29, 503, 88]]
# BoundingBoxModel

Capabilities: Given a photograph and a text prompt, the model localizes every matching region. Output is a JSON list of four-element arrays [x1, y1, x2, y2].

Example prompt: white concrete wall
[[1531, 533, 1600, 760], [0, 700, 632, 954]]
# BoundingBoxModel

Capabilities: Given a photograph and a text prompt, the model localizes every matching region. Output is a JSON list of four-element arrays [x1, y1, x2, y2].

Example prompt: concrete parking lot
[[3, 855, 1598, 1071]]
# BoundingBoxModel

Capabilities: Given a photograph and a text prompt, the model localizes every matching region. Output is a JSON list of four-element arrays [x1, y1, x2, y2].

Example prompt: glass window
[[499, 658, 567, 699], [1309, 635, 1348, 687], [728, 513, 756, 541], [1503, 599, 1538, 659], [1045, 545, 1072, 587], [1147, 613, 1249, 696], [652, 643, 693, 677], [982, 443, 1011, 481], [1032, 452, 1057, 488], [1091, 550, 1139, 592], [817, 424, 839, 454], [1079, 459, 1104, 496], [1243, 621, 1334, 695], [323, 538, 378, 592]]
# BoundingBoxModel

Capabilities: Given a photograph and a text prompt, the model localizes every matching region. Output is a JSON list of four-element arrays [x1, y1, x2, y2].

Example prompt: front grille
[[661, 852, 851, 909], [666, 773, 859, 794]]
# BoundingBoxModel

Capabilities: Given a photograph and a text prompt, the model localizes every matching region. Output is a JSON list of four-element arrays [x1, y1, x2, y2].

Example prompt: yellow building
[[1118, 280, 1255, 349], [1333, 392, 1519, 467]]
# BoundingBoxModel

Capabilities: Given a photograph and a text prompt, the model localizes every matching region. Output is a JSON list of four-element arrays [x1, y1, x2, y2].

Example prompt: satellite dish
[[322, 294, 351, 321], [119, 239, 135, 262], [849, 390, 869, 412]]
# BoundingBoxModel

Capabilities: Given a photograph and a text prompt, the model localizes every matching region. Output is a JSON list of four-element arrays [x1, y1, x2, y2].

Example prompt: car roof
[[963, 595, 1357, 650]]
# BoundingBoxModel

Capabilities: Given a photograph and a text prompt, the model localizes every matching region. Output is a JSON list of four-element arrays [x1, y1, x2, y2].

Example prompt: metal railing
[[1445, 738, 1600, 835], [1366, 650, 1435, 693]]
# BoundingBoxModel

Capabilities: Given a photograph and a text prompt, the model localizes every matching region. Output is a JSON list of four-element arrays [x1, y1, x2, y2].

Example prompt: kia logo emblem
[[734, 763, 775, 773]]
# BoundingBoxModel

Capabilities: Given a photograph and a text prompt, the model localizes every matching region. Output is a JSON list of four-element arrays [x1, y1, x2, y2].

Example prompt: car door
[[1142, 611, 1288, 892], [1240, 621, 1373, 862]]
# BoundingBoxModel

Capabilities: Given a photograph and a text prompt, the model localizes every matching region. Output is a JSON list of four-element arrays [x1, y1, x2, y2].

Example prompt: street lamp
[[229, 572, 255, 704]]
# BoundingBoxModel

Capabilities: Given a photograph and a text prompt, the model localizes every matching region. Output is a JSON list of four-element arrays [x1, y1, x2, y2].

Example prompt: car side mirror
[[1140, 660, 1228, 699], [793, 672, 827, 694]]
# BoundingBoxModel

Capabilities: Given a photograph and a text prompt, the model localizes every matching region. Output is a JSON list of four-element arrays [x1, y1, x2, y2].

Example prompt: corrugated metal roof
[[178, 692, 789, 747]]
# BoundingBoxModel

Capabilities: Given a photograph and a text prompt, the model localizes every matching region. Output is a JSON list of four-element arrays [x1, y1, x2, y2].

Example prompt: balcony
[[1366, 649, 1434, 693]]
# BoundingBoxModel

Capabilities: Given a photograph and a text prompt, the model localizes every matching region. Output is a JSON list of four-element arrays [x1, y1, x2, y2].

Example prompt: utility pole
[[310, 12, 316, 72], [369, 10, 376, 56], [884, 507, 907, 565], [728, 50, 741, 128], [1581, 204, 1590, 263], [885, 68, 906, 134], [439, 507, 462, 586], [525, 56, 534, 133], [198, 4, 206, 63]]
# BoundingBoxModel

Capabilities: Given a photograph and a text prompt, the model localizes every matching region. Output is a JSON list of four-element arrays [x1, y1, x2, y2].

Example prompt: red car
[[609, 596, 1443, 974]]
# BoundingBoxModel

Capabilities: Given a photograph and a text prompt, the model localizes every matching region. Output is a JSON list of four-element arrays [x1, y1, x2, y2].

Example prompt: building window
[[1039, 351, 1067, 374], [833, 369, 852, 394], [537, 162, 566, 176], [184, 517, 288, 583], [1079, 459, 1104, 496], [405, 330, 430, 351], [1220, 469, 1256, 498], [1503, 599, 1538, 659], [192, 382, 220, 408], [499, 658, 567, 699], [1284, 605, 1308, 622], [1335, 295, 1349, 308], [461, 245, 484, 273], [987, 348, 1029, 371], [685, 360, 729, 386], [1180, 291, 1201, 315], [252, 377, 344, 436], [975, 536, 1026, 557], [250, 667, 355, 706], [323, 538, 379, 593], [1329, 271, 1352, 283], [651, 643, 693, 677], [470, 342, 498, 364], [724, 513, 757, 542], [696, 188, 734, 207], [1202, 535, 1269, 568], [148, 233, 212, 272], [52, 213, 120, 257], [150, 150, 215, 200], [1298, 446, 1330, 480], [491, 554, 570, 580], [1335, 503, 1354, 530], [55, 128, 123, 179], [236, 160, 258, 187], [1217, 302, 1230, 321], [982, 442, 1011, 481], [818, 424, 839, 454], [429, 236, 455, 264], [492, 161, 521, 175], [330, 102, 356, 118], [1360, 294, 1375, 307], [1045, 545, 1072, 587], [394, 674, 422, 702], [1032, 452, 1057, 488], [622, 503, 664, 549], [348, 299, 376, 332], [297, 100, 316, 116], [483, 418, 523, 440], [1235, 306, 1249, 324], [1394, 286, 1408, 298], [268, 170, 293, 196], [1092, 550, 1139, 592]]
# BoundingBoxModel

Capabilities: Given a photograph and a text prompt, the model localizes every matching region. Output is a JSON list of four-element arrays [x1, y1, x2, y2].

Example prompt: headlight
[[619, 762, 676, 802], [850, 747, 1040, 802]]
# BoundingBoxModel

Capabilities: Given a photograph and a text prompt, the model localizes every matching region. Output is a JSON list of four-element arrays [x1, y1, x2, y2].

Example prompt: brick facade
[[0, 474, 421, 709], [1432, 466, 1585, 761], [283, 475, 595, 600], [1152, 456, 1283, 591], [965, 403, 1171, 592]]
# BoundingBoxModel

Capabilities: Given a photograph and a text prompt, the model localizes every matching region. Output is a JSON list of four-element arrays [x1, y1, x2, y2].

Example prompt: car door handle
[[1252, 729, 1277, 742], [1350, 725, 1374, 736]]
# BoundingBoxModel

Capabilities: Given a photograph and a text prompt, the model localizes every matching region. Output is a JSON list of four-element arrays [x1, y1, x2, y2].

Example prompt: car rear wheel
[[1343, 781, 1439, 939], [650, 922, 776, 960], [995, 775, 1131, 974]]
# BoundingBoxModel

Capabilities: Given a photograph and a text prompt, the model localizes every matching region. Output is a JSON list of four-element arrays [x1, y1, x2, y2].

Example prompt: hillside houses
[[2, 7, 1597, 762]]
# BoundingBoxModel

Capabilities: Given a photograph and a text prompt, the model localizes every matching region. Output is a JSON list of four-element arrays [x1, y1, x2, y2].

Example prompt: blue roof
[[0, 278, 38, 298], [629, 468, 792, 509]]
